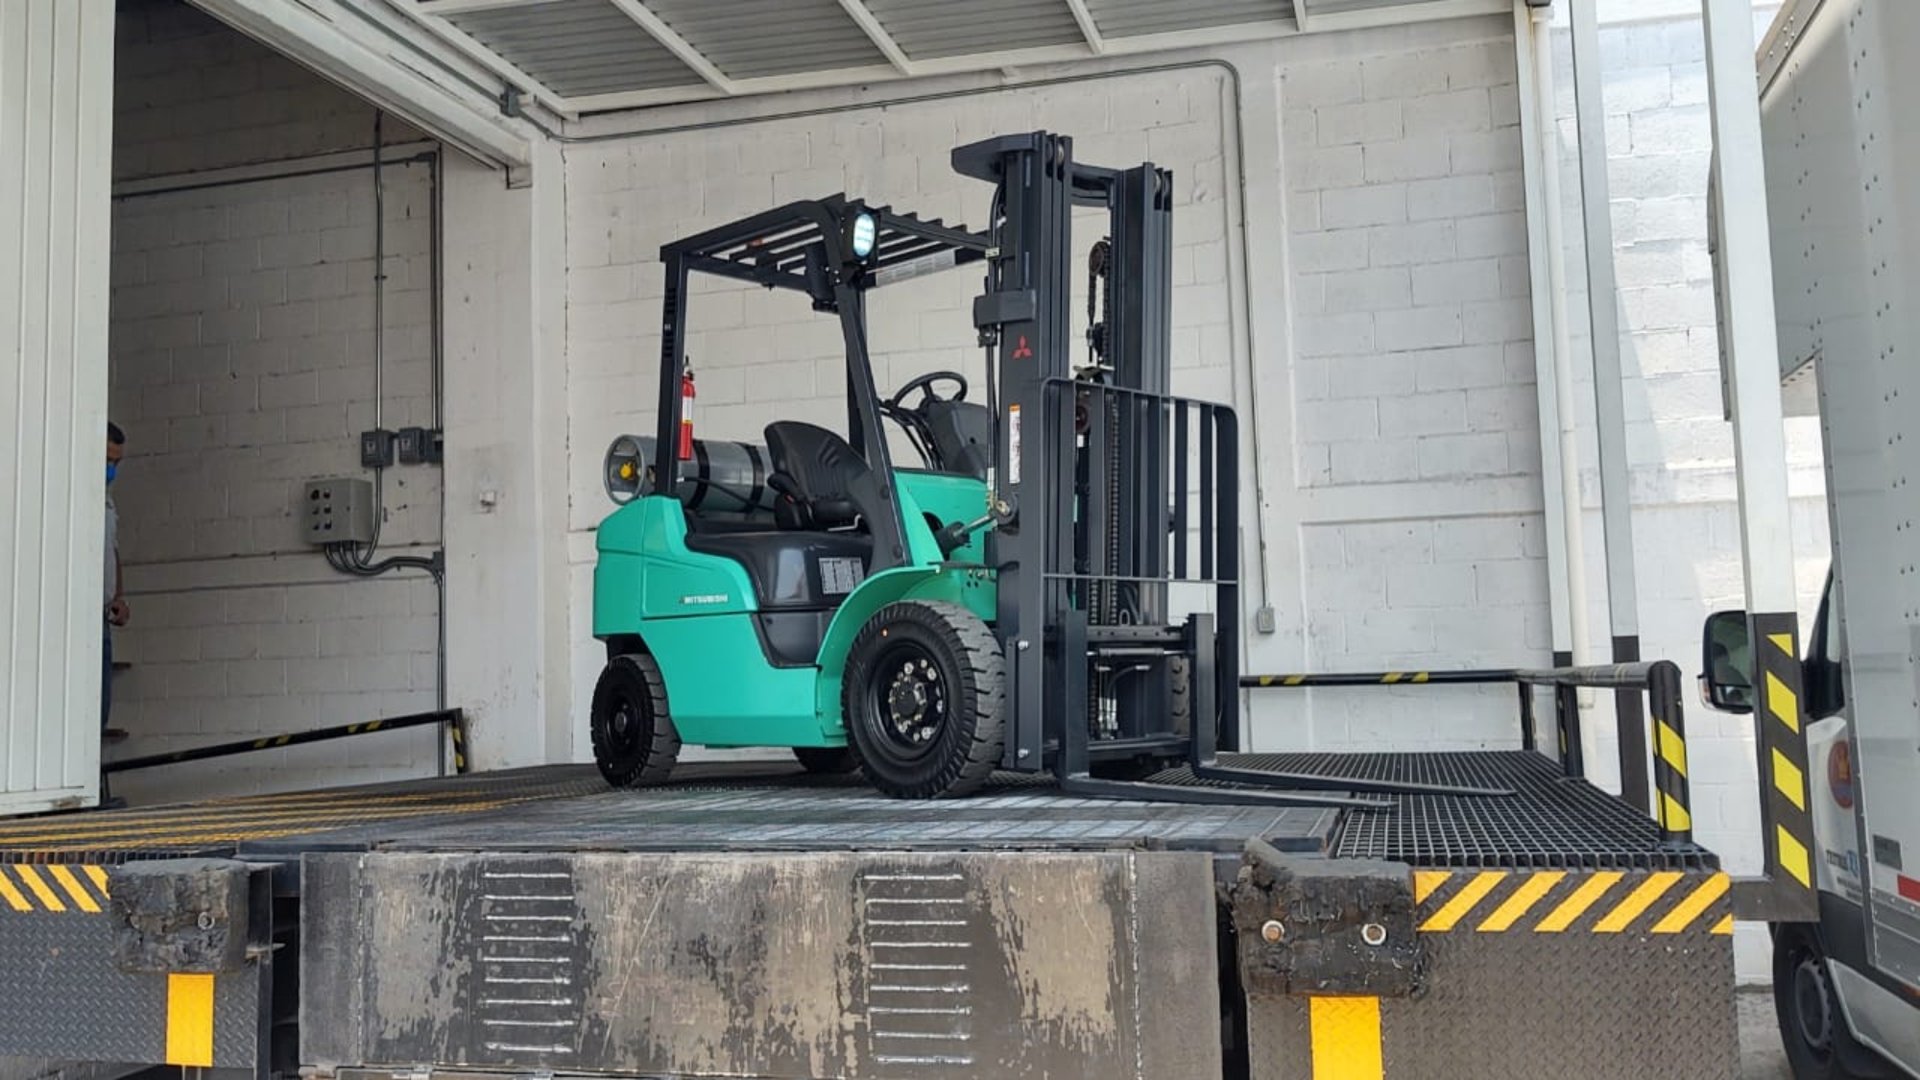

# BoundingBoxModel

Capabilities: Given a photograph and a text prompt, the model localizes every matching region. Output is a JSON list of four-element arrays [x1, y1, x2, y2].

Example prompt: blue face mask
[[106, 463, 117, 485]]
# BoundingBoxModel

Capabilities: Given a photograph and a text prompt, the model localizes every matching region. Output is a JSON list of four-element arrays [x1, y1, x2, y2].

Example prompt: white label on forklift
[[820, 557, 865, 595], [1008, 405, 1022, 485]]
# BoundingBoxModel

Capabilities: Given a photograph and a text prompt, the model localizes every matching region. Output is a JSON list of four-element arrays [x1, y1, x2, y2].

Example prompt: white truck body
[[1752, 0, 1920, 1071]]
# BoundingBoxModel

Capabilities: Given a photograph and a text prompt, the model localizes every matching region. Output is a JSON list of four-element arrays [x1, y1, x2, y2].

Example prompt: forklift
[[591, 131, 1499, 804]]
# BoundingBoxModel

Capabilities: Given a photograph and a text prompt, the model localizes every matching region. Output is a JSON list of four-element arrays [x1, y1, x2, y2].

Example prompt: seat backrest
[[763, 421, 886, 531], [921, 400, 992, 480]]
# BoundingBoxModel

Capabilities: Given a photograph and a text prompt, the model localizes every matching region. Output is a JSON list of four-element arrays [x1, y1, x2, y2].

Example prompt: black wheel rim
[[863, 639, 951, 762], [605, 697, 644, 757], [1791, 950, 1835, 1059]]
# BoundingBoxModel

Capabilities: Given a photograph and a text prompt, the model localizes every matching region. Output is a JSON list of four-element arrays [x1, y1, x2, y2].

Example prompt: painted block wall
[[105, 1, 443, 801]]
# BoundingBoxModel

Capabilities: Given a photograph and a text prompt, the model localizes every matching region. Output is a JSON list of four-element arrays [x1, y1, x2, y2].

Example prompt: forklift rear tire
[[591, 654, 681, 788], [842, 601, 1005, 799], [793, 747, 860, 774]]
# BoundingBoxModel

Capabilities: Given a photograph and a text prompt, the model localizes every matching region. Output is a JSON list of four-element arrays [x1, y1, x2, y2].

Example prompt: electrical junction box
[[360, 428, 396, 469], [304, 478, 375, 545], [395, 427, 426, 465]]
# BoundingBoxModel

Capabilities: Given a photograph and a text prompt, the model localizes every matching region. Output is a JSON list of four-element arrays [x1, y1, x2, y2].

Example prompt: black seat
[[763, 421, 891, 531], [921, 400, 991, 479]]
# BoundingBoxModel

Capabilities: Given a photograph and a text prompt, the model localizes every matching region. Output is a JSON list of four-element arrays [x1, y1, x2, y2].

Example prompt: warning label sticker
[[1008, 405, 1022, 485]]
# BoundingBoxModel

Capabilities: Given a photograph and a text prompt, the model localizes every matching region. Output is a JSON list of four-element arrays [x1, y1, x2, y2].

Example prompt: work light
[[849, 211, 877, 260]]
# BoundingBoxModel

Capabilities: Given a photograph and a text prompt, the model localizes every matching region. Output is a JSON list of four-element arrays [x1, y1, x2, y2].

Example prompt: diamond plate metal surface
[[1248, 880, 1739, 1080], [0, 907, 262, 1067]]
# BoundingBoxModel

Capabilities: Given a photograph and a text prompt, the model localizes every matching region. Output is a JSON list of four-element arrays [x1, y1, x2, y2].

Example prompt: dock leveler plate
[[300, 849, 1222, 1080]]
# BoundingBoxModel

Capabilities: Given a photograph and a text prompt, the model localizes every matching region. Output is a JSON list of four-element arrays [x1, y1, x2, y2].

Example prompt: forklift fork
[[1049, 612, 1513, 807]]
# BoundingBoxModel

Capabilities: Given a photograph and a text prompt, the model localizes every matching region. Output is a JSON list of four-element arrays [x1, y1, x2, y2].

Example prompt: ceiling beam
[[1293, 0, 1311, 32], [835, 0, 917, 75], [604, 0, 738, 94], [1063, 0, 1106, 53]]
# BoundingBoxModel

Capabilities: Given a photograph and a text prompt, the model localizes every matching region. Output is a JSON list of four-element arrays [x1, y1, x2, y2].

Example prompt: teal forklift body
[[592, 472, 992, 750]]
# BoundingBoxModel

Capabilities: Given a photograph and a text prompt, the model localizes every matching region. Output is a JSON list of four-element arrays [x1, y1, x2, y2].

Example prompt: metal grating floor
[[1156, 751, 1717, 870], [0, 752, 1713, 871], [0, 767, 608, 865], [340, 769, 1338, 857]]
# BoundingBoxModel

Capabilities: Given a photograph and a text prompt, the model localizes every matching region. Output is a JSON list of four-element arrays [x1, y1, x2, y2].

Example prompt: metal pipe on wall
[[1513, 1, 1593, 687], [1568, 0, 1650, 806]]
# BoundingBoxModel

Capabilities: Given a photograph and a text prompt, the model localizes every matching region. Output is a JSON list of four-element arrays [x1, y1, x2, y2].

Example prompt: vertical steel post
[[1569, 0, 1650, 811], [1699, 0, 1815, 921]]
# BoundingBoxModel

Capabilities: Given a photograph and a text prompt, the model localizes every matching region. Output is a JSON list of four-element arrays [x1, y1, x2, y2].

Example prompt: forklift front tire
[[842, 601, 1005, 799], [591, 654, 682, 788]]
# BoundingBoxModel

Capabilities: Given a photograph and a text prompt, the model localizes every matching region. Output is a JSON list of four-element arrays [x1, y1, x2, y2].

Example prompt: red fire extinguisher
[[678, 364, 696, 461]]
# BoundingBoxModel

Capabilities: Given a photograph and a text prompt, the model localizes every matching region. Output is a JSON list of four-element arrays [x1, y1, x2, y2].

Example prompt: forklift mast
[[955, 132, 1244, 779]]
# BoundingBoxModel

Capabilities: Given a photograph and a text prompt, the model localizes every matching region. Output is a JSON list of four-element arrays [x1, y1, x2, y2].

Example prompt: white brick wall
[[105, 4, 442, 802]]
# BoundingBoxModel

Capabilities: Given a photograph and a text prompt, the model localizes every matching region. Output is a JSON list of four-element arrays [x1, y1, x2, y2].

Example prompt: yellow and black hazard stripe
[[1753, 612, 1816, 915], [1411, 868, 1733, 936], [1647, 663, 1693, 841], [1248, 672, 1435, 687], [450, 713, 471, 774], [0, 863, 111, 913]]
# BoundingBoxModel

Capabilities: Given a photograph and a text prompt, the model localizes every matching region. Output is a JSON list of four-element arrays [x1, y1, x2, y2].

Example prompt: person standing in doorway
[[103, 422, 129, 743]]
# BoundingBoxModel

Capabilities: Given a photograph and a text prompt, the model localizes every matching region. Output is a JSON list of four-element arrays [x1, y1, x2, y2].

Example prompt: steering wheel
[[888, 370, 969, 413]]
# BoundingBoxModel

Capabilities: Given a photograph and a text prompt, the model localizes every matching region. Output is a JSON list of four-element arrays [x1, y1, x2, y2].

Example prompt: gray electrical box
[[304, 478, 375, 545]]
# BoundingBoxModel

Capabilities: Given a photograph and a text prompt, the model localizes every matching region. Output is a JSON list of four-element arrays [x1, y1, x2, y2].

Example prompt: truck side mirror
[[1700, 610, 1755, 714]]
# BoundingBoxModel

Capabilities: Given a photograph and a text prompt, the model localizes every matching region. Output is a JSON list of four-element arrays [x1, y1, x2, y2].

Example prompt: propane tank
[[607, 435, 777, 516], [678, 366, 696, 460]]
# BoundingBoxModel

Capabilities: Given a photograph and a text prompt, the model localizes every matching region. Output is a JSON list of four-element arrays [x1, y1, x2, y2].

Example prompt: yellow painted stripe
[[12, 866, 65, 912], [1420, 871, 1506, 932], [1767, 672, 1800, 733], [1535, 871, 1624, 933], [1711, 914, 1734, 935], [1661, 793, 1693, 833], [1413, 871, 1450, 904], [1381, 673, 1403, 684], [1478, 871, 1564, 931], [1772, 748, 1807, 811], [165, 973, 216, 1067], [1593, 872, 1682, 933], [1410, 672, 1429, 684], [1768, 632, 1795, 656], [1310, 996, 1383, 1080], [1657, 722, 1688, 777], [1652, 873, 1728, 934], [47, 865, 100, 913], [0, 870, 32, 912], [1286, 675, 1305, 686], [1778, 827, 1812, 887], [84, 865, 109, 895]]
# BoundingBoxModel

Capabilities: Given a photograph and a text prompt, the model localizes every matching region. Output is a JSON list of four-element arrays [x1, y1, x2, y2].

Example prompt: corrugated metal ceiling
[[445, 0, 701, 97], [648, 0, 887, 79], [1086, 0, 1293, 39], [402, 0, 1503, 112], [864, 0, 1086, 60]]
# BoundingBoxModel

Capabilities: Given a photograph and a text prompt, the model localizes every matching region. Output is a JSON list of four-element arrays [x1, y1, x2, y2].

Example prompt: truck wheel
[[1774, 925, 1881, 1079], [793, 747, 860, 774], [842, 601, 1004, 798], [591, 654, 681, 787]]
